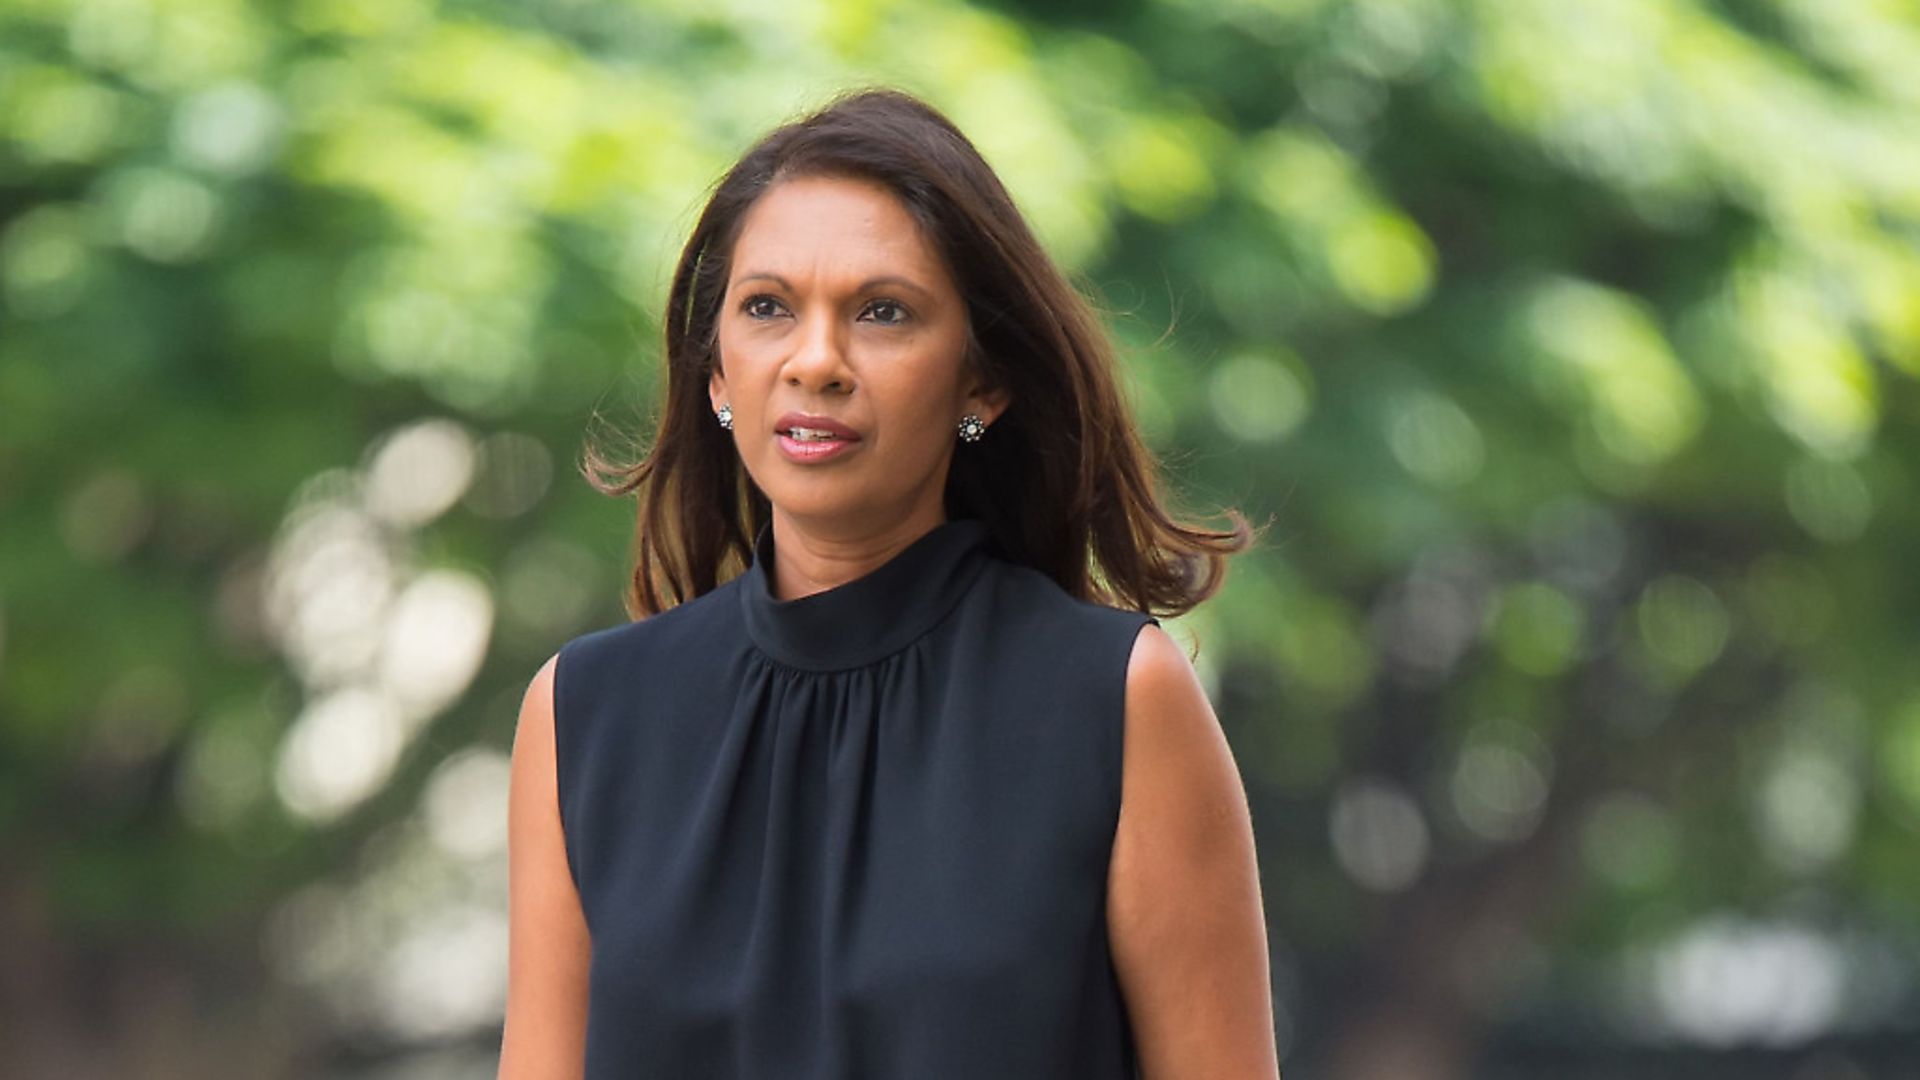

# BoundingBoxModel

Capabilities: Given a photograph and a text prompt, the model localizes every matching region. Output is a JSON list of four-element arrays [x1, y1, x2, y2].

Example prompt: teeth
[[789, 427, 843, 441]]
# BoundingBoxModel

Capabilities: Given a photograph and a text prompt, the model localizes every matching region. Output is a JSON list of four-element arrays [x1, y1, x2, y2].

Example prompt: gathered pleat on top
[[553, 516, 1159, 1078]]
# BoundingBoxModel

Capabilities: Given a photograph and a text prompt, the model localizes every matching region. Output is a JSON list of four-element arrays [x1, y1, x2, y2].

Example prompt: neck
[[767, 506, 950, 602]]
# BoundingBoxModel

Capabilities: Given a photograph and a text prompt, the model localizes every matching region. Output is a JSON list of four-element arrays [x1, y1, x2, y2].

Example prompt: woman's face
[[710, 174, 1007, 536]]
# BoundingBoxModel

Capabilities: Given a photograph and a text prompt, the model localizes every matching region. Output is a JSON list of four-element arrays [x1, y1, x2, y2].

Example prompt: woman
[[500, 86, 1279, 1079]]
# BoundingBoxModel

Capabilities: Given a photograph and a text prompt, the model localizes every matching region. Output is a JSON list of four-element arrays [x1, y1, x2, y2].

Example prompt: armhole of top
[[551, 640, 585, 903], [1109, 613, 1162, 855]]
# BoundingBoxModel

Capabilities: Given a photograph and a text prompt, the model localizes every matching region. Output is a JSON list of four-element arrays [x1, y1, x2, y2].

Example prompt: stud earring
[[957, 413, 986, 442], [716, 404, 733, 430]]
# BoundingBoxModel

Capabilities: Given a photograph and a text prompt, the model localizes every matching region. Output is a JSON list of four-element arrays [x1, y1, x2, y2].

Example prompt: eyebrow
[[734, 271, 933, 299]]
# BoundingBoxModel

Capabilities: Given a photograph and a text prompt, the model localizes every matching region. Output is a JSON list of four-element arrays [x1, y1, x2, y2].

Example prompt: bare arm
[[1109, 625, 1281, 1079], [498, 653, 591, 1080]]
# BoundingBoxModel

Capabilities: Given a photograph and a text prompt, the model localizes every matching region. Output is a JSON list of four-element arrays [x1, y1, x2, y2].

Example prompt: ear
[[965, 380, 1012, 428], [708, 363, 726, 414]]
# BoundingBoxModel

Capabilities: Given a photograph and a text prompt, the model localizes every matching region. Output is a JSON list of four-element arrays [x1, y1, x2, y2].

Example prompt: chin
[[760, 480, 873, 523]]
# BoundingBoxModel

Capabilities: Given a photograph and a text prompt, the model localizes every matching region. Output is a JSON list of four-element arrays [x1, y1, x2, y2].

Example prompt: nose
[[785, 307, 854, 393]]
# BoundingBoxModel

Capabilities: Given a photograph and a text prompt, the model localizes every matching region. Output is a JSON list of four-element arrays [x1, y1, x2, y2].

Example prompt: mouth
[[779, 425, 860, 443], [775, 424, 861, 463]]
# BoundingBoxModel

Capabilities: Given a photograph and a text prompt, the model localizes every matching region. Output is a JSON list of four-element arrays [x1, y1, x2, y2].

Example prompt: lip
[[777, 432, 860, 462], [773, 412, 863, 464], [775, 413, 862, 441]]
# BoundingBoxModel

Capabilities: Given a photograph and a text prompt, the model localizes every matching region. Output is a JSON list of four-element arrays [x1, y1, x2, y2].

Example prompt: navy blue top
[[553, 515, 1159, 1078]]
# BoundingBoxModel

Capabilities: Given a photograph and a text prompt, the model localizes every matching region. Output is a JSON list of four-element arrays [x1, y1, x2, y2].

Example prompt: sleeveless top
[[552, 515, 1160, 1078]]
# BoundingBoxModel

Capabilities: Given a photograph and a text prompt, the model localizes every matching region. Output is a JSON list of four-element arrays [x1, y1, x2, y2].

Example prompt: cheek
[[872, 376, 967, 453], [715, 332, 767, 388]]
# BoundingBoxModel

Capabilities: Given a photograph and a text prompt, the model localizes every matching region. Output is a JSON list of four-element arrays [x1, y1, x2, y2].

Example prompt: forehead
[[729, 175, 949, 283]]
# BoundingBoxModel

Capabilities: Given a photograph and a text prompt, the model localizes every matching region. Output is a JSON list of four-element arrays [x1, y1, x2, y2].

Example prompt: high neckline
[[738, 517, 993, 672]]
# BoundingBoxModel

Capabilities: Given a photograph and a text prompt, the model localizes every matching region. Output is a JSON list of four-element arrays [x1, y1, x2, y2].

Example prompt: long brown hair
[[583, 86, 1256, 619]]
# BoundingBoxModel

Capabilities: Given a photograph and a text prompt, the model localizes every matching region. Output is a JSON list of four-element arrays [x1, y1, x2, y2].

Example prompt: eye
[[861, 298, 911, 326], [741, 294, 786, 320]]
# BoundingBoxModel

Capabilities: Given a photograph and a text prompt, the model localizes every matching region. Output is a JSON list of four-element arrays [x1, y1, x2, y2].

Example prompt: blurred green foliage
[[3, 0, 1919, 1075]]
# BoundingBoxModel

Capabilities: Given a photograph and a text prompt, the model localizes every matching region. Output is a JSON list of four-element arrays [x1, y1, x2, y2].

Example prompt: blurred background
[[3, 0, 1918, 1077]]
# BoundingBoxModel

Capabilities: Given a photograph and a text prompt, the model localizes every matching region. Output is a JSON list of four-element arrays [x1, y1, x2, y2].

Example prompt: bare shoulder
[[1112, 623, 1281, 1079], [1118, 623, 1245, 856], [1124, 623, 1210, 719], [510, 653, 563, 784], [524, 652, 560, 723]]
